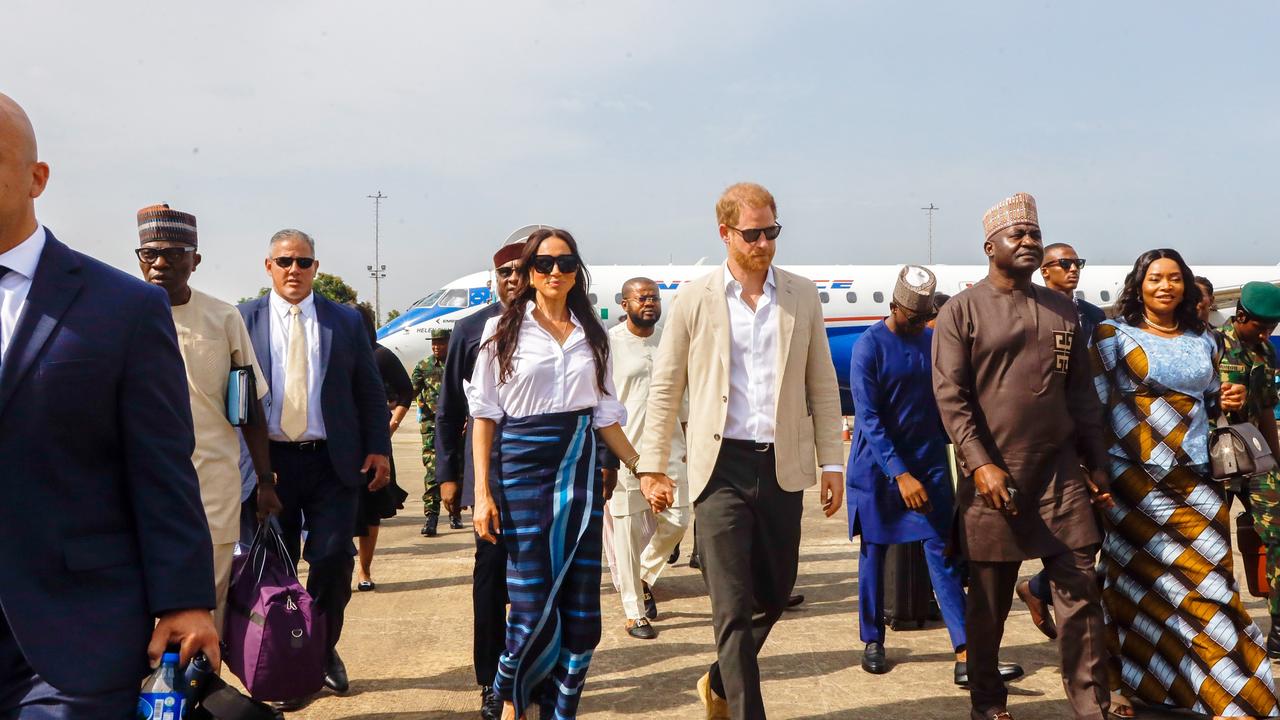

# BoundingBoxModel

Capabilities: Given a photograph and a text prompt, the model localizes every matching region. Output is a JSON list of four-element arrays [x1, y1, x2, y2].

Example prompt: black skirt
[[356, 456, 408, 536]]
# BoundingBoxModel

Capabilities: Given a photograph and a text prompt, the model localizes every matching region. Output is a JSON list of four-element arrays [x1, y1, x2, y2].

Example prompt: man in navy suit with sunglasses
[[238, 229, 391, 707]]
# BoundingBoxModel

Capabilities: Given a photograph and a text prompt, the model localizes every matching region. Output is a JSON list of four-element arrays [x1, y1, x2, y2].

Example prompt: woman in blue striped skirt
[[467, 228, 640, 720]]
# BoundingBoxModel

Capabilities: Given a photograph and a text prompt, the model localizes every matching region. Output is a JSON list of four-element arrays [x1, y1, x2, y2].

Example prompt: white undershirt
[[0, 224, 46, 358]]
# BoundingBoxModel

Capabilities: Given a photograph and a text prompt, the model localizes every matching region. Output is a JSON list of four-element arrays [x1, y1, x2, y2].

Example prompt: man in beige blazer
[[639, 182, 845, 720]]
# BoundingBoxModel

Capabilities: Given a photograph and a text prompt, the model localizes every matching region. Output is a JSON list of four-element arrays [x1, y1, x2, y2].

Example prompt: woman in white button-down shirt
[[466, 228, 638, 720]]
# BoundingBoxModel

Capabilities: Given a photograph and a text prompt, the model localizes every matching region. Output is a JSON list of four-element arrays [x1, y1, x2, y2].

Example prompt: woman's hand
[[1222, 382, 1247, 413], [473, 496, 501, 544]]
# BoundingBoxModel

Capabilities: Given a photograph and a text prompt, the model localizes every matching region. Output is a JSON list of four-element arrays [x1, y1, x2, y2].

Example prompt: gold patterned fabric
[[1093, 321, 1279, 716]]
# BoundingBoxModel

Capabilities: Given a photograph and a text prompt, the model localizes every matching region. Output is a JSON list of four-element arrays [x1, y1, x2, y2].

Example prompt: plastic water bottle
[[137, 651, 186, 720]]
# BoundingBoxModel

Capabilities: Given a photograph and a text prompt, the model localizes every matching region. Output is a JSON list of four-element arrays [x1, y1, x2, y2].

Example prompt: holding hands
[[640, 472, 676, 514]]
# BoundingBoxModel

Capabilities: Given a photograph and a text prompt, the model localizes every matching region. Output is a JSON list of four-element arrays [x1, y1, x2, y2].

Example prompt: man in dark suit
[[0, 93, 219, 718], [435, 239, 524, 720], [1017, 241, 1108, 641], [239, 229, 391, 706]]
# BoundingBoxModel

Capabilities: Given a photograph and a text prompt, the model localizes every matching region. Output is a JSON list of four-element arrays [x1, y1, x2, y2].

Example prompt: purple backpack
[[224, 523, 327, 701]]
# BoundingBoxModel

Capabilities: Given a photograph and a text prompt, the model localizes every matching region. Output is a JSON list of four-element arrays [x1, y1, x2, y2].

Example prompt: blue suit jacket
[[0, 232, 214, 695], [238, 294, 391, 485]]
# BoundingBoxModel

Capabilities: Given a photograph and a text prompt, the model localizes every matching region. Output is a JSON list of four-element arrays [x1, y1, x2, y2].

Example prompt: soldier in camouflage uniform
[[412, 328, 452, 537], [1218, 281, 1280, 657]]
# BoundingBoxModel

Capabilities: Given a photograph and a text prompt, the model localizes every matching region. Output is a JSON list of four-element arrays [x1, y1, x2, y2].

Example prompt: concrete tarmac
[[282, 426, 1266, 719]]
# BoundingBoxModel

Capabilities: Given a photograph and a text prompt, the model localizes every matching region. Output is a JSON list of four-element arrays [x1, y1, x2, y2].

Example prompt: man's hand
[[255, 480, 283, 523], [362, 454, 391, 491], [639, 472, 675, 513], [473, 496, 501, 544], [440, 480, 460, 515], [1086, 468, 1115, 510], [601, 468, 618, 502], [819, 471, 844, 517], [149, 608, 220, 671], [1222, 382, 1247, 414], [973, 463, 1016, 515], [895, 472, 931, 512]]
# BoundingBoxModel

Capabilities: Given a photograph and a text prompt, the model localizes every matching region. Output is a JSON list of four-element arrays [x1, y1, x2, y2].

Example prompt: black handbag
[[1209, 421, 1276, 481]]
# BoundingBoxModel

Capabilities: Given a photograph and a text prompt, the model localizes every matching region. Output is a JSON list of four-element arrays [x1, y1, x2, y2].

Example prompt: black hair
[[1114, 249, 1206, 334]]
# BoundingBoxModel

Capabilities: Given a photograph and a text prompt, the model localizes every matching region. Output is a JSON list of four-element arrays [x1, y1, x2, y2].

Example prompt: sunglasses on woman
[[271, 256, 316, 269], [728, 224, 782, 244], [1043, 258, 1086, 271], [530, 254, 580, 274]]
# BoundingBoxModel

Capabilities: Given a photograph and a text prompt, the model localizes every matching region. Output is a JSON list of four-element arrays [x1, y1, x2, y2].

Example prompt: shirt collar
[[0, 224, 47, 281], [723, 262, 776, 294], [270, 289, 316, 319]]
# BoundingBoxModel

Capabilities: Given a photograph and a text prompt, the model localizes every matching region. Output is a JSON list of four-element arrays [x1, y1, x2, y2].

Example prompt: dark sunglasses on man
[[727, 223, 782, 244], [1042, 258, 1087, 271], [530, 254, 581, 274], [495, 266, 517, 279], [135, 246, 196, 265], [904, 309, 937, 327], [271, 256, 316, 269]]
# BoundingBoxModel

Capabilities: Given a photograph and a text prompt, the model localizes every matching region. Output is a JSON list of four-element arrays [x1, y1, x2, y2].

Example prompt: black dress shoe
[[626, 617, 658, 640], [688, 552, 701, 570], [787, 594, 805, 608], [641, 581, 658, 620], [954, 661, 1025, 686], [480, 685, 502, 720], [324, 651, 349, 694], [861, 641, 888, 674], [270, 696, 309, 713], [421, 512, 439, 537], [668, 543, 680, 565], [449, 512, 464, 530], [356, 579, 375, 592]]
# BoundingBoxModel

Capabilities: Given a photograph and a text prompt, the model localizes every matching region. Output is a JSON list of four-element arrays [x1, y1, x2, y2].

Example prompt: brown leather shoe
[[1016, 579, 1058, 640], [697, 672, 730, 720]]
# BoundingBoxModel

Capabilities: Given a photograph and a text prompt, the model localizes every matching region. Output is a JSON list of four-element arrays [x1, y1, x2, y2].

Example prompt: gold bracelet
[[623, 454, 640, 475]]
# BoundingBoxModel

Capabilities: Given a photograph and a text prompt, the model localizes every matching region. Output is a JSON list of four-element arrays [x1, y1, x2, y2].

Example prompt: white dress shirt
[[0, 224, 46, 358], [467, 304, 626, 429], [723, 263, 779, 442], [267, 290, 326, 441], [723, 263, 842, 473]]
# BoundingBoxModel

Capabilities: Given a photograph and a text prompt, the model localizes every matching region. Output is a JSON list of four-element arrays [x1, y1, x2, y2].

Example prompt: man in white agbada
[[604, 277, 690, 639]]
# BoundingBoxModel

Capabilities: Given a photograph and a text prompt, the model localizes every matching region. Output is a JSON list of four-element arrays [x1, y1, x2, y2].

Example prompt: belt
[[270, 440, 328, 452], [722, 438, 773, 453]]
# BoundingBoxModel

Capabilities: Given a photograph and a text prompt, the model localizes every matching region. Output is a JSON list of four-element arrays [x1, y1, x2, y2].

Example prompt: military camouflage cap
[[430, 328, 452, 339], [1240, 282, 1280, 322]]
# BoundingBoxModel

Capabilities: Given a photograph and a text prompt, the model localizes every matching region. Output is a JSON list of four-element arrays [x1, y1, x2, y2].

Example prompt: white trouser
[[608, 506, 690, 621]]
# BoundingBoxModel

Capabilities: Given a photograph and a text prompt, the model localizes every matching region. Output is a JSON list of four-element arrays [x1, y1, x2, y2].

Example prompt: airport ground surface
[[279, 426, 1264, 719]]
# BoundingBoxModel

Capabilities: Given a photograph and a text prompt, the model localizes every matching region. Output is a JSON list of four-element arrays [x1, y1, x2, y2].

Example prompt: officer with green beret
[[412, 328, 455, 537], [1220, 281, 1280, 656]]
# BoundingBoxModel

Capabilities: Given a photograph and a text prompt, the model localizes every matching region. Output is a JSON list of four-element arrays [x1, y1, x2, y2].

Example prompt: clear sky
[[6, 1, 1278, 315]]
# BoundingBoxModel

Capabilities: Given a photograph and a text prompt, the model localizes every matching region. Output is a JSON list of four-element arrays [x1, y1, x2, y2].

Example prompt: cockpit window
[[436, 289, 470, 308], [411, 290, 443, 309]]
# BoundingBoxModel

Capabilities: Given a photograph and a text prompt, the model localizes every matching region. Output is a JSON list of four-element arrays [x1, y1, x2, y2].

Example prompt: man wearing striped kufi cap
[[134, 204, 278, 635]]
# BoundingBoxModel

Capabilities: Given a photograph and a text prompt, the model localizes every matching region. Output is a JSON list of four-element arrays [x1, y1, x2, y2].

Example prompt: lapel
[[705, 266, 731, 371], [313, 293, 334, 390], [773, 268, 797, 399], [0, 233, 85, 418], [248, 296, 272, 382]]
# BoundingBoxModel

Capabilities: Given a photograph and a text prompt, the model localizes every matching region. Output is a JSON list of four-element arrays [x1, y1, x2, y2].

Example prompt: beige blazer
[[637, 265, 844, 502]]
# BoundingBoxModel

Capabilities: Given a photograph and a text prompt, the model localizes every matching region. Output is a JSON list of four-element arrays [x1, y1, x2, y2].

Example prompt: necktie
[[280, 304, 309, 440]]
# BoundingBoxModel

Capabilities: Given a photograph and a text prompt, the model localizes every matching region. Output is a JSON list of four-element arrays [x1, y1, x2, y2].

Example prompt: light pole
[[367, 191, 387, 323], [920, 203, 938, 263]]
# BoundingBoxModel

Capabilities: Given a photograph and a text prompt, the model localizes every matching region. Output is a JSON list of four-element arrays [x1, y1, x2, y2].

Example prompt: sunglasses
[[495, 266, 517, 279], [530, 254, 580, 274], [135, 246, 196, 265], [905, 310, 937, 326], [728, 223, 782, 244], [1043, 258, 1087, 271], [271, 256, 316, 269]]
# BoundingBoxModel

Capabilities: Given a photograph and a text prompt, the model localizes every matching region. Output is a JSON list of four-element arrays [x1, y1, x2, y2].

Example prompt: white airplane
[[378, 262, 1276, 414]]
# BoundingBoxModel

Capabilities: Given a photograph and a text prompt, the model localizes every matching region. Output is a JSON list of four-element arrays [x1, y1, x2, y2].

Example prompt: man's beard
[[730, 242, 773, 272], [628, 311, 659, 328]]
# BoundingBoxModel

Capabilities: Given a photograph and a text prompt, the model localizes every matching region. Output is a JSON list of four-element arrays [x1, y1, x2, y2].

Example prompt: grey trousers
[[967, 546, 1110, 719], [698, 441, 803, 720]]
